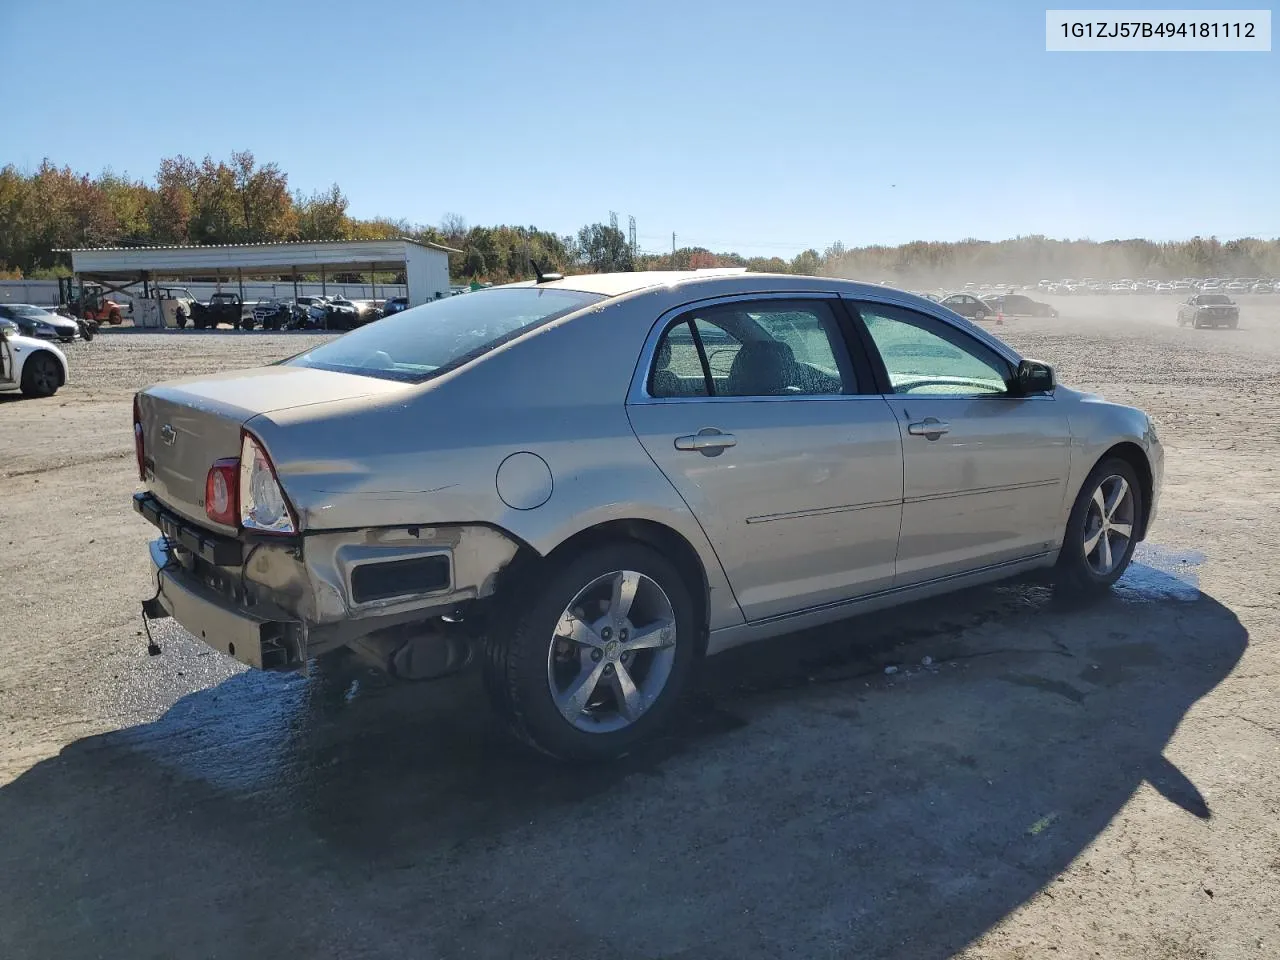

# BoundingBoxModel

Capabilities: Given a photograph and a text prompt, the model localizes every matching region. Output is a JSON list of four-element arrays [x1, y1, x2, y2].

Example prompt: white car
[[0, 320, 69, 397]]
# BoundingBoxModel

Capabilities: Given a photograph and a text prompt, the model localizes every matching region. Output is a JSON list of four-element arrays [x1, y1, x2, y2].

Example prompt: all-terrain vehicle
[[189, 293, 246, 330]]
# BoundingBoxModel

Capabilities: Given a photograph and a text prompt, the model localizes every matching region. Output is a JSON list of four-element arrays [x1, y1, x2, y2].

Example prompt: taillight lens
[[239, 433, 296, 534], [205, 458, 239, 526], [133, 394, 146, 481]]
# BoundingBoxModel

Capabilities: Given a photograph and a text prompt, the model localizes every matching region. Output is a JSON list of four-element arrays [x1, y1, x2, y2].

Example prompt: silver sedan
[[133, 271, 1163, 760]]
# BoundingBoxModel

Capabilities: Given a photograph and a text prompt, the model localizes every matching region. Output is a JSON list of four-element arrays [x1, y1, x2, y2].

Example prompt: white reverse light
[[240, 433, 296, 534]]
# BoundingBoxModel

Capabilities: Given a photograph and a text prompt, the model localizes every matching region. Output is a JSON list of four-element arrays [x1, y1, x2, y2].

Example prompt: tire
[[78, 321, 95, 342], [975, 311, 987, 321], [175, 309, 188, 330], [20, 351, 61, 398], [1054, 456, 1144, 597], [483, 542, 698, 761], [108, 310, 122, 325]]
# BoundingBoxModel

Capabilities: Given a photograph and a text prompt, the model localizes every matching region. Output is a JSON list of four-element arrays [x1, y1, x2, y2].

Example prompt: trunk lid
[[138, 365, 409, 532]]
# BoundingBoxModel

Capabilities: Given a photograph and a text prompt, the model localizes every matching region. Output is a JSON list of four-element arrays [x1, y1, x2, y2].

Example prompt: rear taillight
[[133, 394, 146, 481], [205, 458, 240, 526], [239, 432, 297, 534]]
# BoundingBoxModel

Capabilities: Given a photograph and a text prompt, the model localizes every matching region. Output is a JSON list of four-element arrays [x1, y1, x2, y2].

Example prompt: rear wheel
[[484, 542, 697, 761], [1054, 457, 1144, 596], [20, 352, 61, 398]]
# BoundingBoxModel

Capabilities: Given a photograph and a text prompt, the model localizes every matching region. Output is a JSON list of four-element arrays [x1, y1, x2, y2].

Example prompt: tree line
[[2, 153, 1278, 285]]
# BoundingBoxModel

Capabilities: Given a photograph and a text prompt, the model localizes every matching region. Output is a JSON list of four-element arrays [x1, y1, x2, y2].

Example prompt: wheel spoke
[[1104, 477, 1129, 519], [608, 662, 644, 722], [555, 660, 606, 721], [1092, 485, 1107, 518], [1110, 521, 1132, 539], [1083, 526, 1103, 556], [1099, 531, 1113, 571], [609, 571, 640, 620], [622, 619, 676, 652], [556, 611, 603, 649]]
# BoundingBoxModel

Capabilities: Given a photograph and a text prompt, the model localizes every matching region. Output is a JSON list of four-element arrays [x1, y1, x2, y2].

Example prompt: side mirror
[[1015, 358, 1055, 394]]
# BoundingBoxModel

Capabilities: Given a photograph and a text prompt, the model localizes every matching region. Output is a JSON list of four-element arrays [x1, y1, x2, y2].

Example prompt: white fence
[[0, 279, 408, 307]]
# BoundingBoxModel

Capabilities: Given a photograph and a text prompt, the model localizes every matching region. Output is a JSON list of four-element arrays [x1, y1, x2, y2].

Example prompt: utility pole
[[672, 232, 676, 255], [628, 216, 637, 259]]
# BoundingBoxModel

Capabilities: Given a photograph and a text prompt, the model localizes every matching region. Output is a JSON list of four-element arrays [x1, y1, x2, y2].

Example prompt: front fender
[[1060, 388, 1162, 537]]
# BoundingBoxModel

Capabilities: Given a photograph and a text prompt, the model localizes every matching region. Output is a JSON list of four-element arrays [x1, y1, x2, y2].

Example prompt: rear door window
[[647, 299, 857, 398]]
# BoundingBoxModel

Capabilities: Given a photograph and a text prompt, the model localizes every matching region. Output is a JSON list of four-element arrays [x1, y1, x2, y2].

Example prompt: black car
[[1177, 294, 1239, 329], [982, 294, 1059, 318], [0, 303, 81, 342], [939, 293, 993, 321], [381, 296, 410, 316]]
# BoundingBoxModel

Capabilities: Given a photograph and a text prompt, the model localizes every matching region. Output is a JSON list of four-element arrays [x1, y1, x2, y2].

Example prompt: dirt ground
[[1, 296, 1277, 959]]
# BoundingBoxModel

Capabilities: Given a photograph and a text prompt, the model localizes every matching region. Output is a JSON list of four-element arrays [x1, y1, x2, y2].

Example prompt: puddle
[[1113, 544, 1204, 603]]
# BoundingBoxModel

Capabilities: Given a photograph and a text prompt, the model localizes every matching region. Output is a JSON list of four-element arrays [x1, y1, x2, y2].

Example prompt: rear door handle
[[675, 429, 737, 454], [907, 417, 950, 440]]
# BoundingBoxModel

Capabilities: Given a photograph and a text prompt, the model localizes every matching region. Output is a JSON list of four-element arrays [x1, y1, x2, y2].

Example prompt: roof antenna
[[530, 258, 563, 284]]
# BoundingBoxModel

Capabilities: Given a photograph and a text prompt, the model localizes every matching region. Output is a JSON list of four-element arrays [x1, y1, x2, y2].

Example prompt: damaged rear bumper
[[136, 492, 521, 673], [146, 537, 303, 669]]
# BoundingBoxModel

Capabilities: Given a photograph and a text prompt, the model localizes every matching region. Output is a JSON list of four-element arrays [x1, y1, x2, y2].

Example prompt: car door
[[627, 295, 904, 622], [845, 298, 1071, 585]]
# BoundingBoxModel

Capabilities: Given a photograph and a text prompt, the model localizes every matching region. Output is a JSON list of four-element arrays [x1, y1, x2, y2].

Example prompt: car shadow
[[0, 547, 1245, 960]]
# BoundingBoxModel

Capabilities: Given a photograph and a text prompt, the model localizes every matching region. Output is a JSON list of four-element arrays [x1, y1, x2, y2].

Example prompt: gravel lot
[[2, 297, 1278, 959]]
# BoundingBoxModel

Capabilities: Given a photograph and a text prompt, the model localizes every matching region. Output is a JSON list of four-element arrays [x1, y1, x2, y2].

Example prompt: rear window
[[1198, 295, 1231, 304], [288, 287, 604, 383]]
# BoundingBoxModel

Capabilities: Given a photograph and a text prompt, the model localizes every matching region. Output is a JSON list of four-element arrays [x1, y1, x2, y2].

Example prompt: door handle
[[907, 417, 950, 440], [675, 429, 737, 454]]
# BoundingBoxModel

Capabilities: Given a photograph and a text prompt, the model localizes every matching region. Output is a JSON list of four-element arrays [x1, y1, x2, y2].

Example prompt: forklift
[[57, 278, 127, 327]]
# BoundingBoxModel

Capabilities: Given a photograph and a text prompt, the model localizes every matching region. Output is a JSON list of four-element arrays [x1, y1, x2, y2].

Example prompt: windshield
[[9, 305, 54, 318], [288, 286, 604, 383]]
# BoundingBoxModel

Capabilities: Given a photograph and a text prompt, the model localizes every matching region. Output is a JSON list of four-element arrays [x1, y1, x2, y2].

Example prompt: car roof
[[497, 269, 918, 304]]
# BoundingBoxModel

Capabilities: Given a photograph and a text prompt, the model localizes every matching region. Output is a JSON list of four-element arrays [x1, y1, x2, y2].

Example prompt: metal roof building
[[57, 237, 459, 311]]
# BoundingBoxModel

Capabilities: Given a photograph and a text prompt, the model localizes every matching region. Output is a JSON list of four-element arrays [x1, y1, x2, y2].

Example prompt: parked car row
[[1030, 277, 1277, 296], [175, 294, 389, 331]]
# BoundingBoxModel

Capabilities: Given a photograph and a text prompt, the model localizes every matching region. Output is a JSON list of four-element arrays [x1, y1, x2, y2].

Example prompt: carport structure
[[57, 237, 459, 313]]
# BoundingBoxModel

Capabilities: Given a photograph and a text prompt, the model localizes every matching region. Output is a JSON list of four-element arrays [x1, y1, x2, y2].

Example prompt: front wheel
[[20, 351, 61, 397], [1054, 457, 1144, 596], [484, 543, 698, 761]]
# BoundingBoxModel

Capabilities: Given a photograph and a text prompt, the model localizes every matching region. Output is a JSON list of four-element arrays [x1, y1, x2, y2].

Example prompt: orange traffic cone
[[995, 307, 1004, 325]]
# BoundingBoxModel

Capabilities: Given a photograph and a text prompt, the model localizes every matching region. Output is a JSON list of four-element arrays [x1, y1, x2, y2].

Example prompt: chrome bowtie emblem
[[160, 423, 177, 446]]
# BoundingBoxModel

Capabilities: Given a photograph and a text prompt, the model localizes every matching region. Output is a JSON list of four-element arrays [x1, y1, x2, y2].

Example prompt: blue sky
[[4, 0, 1277, 256]]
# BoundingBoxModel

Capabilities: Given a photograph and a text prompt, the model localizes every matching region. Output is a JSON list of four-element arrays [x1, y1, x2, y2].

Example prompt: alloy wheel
[[546, 570, 678, 734], [1082, 474, 1135, 576]]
